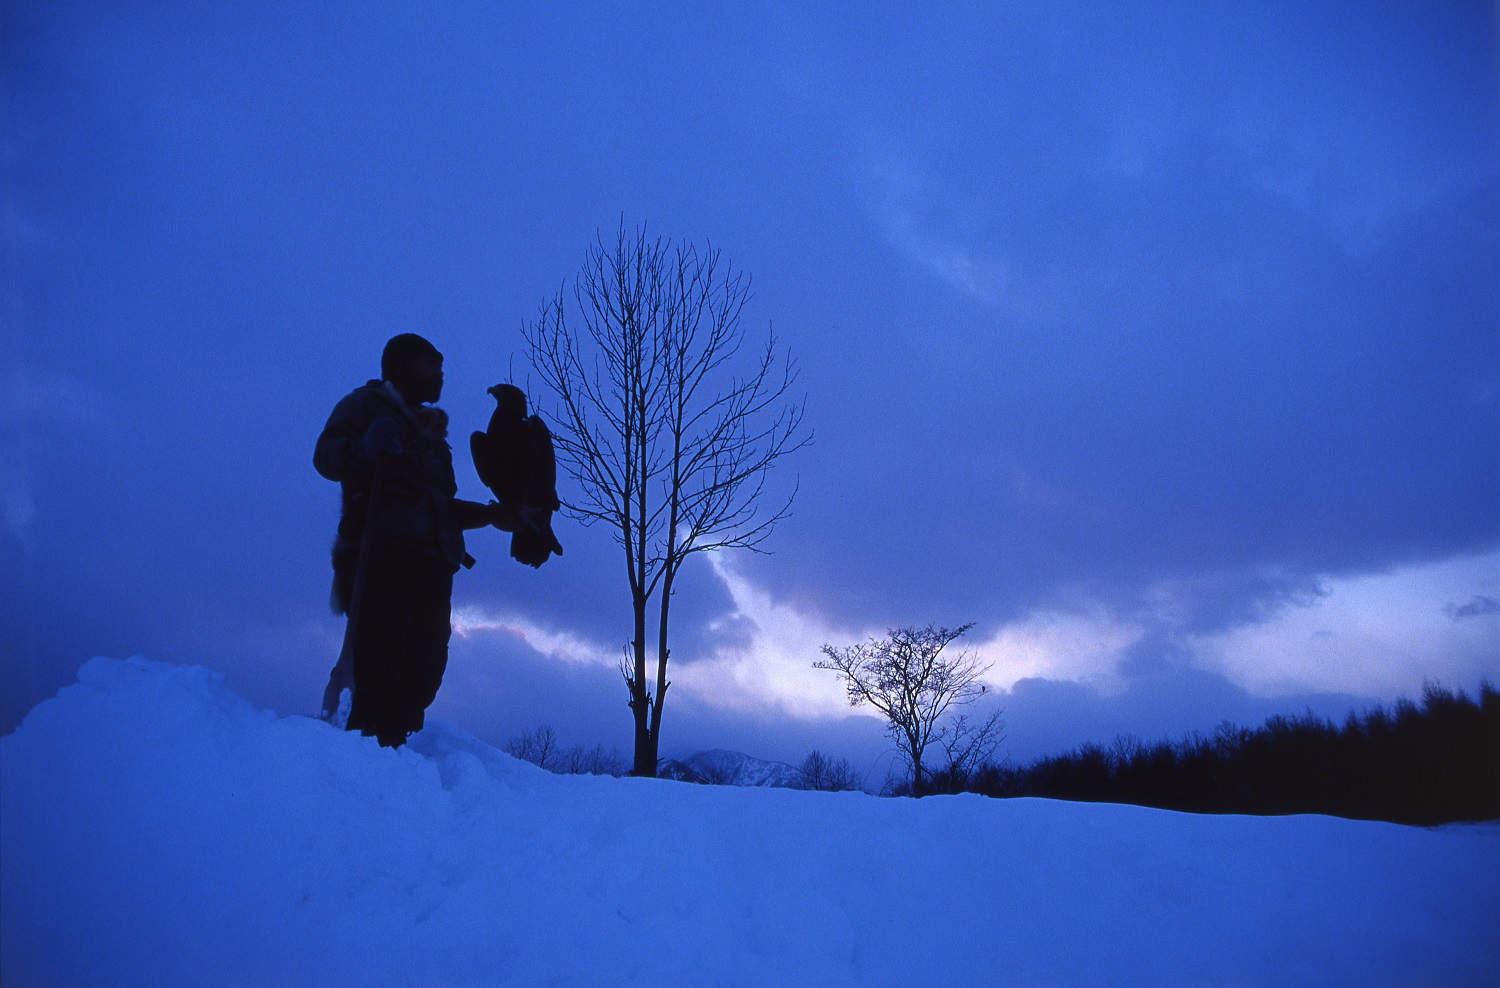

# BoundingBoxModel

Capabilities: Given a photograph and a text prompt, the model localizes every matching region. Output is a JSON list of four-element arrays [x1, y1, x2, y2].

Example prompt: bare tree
[[815, 623, 993, 796], [558, 742, 630, 778], [504, 725, 559, 770], [524, 224, 809, 777], [937, 710, 1005, 788], [795, 750, 864, 792], [506, 726, 629, 777], [690, 758, 737, 787]]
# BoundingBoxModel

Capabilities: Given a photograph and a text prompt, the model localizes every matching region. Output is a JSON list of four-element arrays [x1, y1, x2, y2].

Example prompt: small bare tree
[[816, 623, 994, 796], [557, 742, 629, 778], [504, 725, 559, 770], [936, 711, 1005, 789], [524, 224, 809, 777], [506, 726, 629, 777], [796, 750, 864, 792]]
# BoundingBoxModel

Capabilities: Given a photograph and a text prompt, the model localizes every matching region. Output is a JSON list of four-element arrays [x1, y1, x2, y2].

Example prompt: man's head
[[382, 333, 444, 405]]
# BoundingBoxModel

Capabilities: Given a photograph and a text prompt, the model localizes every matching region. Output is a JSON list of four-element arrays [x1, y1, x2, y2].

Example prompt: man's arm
[[313, 393, 373, 483], [315, 393, 406, 484], [454, 498, 530, 532]]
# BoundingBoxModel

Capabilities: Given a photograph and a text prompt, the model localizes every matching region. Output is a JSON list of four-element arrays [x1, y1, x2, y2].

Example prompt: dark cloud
[[998, 664, 1375, 764], [1447, 596, 1500, 621], [739, 48, 1500, 632], [4, 1, 1495, 757]]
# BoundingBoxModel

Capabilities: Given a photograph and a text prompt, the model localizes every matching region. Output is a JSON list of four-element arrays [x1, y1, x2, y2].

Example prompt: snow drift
[[3, 657, 1497, 986]]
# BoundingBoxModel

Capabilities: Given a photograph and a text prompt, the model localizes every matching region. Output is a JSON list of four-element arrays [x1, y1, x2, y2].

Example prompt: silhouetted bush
[[795, 750, 864, 792], [953, 682, 1499, 826], [505, 725, 629, 777]]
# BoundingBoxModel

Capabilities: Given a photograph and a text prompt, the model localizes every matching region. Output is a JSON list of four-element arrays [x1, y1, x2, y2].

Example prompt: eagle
[[470, 384, 563, 568]]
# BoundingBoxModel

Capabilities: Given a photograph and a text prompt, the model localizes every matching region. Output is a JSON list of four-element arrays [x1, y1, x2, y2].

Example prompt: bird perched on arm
[[470, 384, 564, 568]]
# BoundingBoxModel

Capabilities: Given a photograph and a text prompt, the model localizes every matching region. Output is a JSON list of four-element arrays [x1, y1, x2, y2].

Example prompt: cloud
[[472, 544, 1500, 739], [883, 223, 1012, 306], [1185, 550, 1500, 698], [450, 606, 618, 669], [448, 572, 867, 723], [628, 553, 1151, 722], [860, 149, 1054, 318], [681, 545, 1500, 735], [969, 608, 1149, 694], [673, 553, 880, 721], [1446, 595, 1500, 620]]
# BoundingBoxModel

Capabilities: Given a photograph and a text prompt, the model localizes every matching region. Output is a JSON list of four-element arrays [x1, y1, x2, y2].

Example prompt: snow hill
[[658, 749, 805, 788], [3, 657, 1498, 987]]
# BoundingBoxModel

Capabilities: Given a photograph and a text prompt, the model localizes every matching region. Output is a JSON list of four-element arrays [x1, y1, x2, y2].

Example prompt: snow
[[3, 658, 1497, 987]]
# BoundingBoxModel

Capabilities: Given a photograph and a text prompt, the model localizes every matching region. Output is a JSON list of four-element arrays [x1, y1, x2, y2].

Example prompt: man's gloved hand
[[362, 418, 405, 461], [485, 501, 543, 533], [485, 501, 518, 532]]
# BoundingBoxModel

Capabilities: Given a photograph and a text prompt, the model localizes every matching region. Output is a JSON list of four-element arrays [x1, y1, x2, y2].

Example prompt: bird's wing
[[527, 417, 561, 510], [470, 431, 499, 495]]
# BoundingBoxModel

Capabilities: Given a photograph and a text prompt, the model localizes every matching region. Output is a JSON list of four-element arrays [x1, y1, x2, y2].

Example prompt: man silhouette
[[314, 333, 519, 747]]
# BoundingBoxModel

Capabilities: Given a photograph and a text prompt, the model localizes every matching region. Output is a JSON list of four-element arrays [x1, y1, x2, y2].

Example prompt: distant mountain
[[657, 749, 803, 789]]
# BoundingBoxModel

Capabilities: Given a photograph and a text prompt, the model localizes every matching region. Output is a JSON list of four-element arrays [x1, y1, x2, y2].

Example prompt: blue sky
[[4, 1, 1497, 774]]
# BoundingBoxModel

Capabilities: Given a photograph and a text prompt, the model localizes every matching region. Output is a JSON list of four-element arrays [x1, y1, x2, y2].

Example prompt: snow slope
[[3, 657, 1497, 987]]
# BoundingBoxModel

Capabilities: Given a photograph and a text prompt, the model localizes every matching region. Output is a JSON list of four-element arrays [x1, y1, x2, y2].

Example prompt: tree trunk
[[629, 593, 655, 777], [647, 568, 674, 774], [640, 724, 660, 777], [910, 730, 925, 797]]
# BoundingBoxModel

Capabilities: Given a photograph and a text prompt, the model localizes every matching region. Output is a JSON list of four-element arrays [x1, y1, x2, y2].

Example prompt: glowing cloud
[[450, 606, 617, 669], [1185, 551, 1500, 699], [969, 609, 1149, 694], [672, 555, 1149, 718], [673, 553, 882, 720], [450, 548, 1499, 728]]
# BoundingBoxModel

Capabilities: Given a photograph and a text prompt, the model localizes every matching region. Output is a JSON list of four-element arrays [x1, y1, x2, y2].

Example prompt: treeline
[[505, 726, 865, 793], [925, 683, 1499, 826], [504, 725, 631, 777]]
